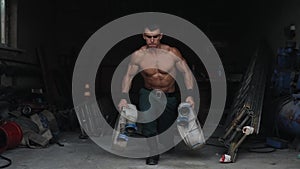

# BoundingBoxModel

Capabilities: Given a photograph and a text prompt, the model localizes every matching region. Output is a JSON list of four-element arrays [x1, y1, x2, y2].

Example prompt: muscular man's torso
[[133, 44, 181, 93]]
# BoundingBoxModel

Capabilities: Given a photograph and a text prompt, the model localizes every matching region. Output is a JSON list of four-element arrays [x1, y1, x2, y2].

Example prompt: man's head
[[143, 24, 163, 48]]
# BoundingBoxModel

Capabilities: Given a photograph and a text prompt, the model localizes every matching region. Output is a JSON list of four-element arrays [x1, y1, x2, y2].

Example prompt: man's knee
[[142, 128, 157, 137], [142, 124, 158, 137]]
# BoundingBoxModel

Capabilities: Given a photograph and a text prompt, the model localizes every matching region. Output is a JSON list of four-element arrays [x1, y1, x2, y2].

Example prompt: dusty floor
[[1, 131, 300, 169]]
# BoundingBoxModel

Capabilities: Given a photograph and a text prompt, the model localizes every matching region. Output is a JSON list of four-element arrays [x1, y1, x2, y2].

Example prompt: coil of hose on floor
[[0, 155, 11, 168]]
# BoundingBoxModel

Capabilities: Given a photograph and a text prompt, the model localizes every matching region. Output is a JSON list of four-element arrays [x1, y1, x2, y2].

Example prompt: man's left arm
[[172, 48, 195, 108]]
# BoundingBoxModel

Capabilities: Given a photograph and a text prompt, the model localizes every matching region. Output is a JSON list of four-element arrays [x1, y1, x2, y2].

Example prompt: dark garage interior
[[0, 0, 300, 168]]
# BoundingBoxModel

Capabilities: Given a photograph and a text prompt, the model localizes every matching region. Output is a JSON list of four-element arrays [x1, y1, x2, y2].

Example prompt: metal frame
[[219, 42, 271, 162]]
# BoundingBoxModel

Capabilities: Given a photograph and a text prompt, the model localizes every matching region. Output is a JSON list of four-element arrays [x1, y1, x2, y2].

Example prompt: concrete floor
[[1, 131, 300, 169]]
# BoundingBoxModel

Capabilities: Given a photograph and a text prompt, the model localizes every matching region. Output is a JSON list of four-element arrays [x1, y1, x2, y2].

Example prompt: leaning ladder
[[219, 42, 271, 162]]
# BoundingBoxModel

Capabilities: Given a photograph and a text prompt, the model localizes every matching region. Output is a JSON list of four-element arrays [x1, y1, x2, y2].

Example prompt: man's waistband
[[143, 87, 176, 97]]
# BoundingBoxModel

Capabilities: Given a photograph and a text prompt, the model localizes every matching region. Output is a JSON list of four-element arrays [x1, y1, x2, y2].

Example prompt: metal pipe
[[1, 0, 6, 44]]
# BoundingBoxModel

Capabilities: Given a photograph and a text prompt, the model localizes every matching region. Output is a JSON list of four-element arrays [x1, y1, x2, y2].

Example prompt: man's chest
[[138, 54, 176, 71]]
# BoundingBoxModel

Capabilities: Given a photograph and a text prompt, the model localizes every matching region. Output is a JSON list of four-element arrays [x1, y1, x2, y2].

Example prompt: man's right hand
[[118, 99, 128, 111]]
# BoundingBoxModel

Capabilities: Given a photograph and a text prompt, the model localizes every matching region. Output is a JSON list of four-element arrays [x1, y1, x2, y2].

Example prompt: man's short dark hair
[[144, 24, 160, 32]]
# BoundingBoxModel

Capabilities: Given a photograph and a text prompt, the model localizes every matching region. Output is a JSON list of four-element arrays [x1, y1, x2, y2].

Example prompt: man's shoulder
[[160, 44, 171, 50], [139, 45, 148, 50], [160, 44, 181, 58], [161, 44, 179, 53], [133, 46, 147, 56], [130, 46, 147, 62]]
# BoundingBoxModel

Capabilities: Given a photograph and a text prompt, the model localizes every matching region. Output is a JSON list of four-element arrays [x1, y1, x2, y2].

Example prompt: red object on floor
[[0, 121, 23, 153]]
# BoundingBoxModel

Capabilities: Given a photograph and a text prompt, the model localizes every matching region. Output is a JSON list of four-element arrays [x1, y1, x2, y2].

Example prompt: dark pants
[[138, 88, 178, 154]]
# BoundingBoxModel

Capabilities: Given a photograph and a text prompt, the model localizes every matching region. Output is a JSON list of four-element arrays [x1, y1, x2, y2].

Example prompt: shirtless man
[[118, 24, 195, 165]]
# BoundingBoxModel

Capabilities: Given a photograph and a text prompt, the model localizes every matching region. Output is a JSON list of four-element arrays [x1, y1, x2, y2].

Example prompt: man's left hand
[[185, 96, 195, 109]]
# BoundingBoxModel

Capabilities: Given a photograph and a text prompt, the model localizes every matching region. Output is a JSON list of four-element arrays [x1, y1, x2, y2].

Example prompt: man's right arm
[[118, 54, 139, 110]]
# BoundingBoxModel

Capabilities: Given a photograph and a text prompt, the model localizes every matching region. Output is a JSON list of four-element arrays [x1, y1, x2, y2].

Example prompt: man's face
[[143, 28, 162, 48]]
